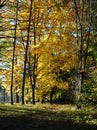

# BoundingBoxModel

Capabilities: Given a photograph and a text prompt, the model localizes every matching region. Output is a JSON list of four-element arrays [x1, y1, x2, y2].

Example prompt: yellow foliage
[[0, 0, 84, 101]]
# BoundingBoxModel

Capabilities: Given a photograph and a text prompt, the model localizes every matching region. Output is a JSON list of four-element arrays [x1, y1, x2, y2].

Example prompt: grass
[[0, 103, 97, 130]]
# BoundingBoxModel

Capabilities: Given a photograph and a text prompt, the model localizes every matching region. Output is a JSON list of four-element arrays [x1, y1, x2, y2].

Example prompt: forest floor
[[0, 103, 97, 130]]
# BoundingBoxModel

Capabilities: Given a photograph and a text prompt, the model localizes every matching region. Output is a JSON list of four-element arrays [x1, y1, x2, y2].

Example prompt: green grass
[[0, 103, 97, 130]]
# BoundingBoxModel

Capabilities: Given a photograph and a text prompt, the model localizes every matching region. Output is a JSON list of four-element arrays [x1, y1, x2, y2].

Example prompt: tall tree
[[73, 0, 96, 105], [10, 0, 19, 104], [21, 0, 34, 104]]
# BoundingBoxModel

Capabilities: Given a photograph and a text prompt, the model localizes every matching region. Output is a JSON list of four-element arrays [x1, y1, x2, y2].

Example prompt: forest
[[0, 0, 97, 106], [0, 0, 97, 130]]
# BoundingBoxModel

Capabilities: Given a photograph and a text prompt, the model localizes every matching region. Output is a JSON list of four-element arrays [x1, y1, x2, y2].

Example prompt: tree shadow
[[0, 109, 97, 130]]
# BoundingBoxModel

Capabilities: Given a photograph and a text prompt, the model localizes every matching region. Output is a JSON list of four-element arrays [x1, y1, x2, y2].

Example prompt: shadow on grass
[[0, 110, 97, 130]]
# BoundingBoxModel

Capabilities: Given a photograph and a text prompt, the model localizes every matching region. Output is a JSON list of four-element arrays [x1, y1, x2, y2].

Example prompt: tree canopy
[[0, 0, 97, 105]]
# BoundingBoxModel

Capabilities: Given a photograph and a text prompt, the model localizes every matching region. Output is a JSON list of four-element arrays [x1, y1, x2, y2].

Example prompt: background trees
[[0, 0, 97, 105]]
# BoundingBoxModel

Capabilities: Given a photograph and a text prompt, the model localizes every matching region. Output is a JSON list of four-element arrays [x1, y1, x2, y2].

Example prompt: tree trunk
[[21, 0, 34, 104], [73, 0, 84, 104], [10, 0, 18, 105], [28, 50, 36, 105], [74, 72, 82, 103], [3, 88, 5, 102], [16, 92, 19, 103], [31, 2, 38, 105], [50, 86, 57, 104], [32, 86, 35, 104], [73, 0, 92, 105]]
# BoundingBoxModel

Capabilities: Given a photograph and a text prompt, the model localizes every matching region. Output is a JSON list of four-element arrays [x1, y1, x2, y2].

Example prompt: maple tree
[[0, 0, 97, 105]]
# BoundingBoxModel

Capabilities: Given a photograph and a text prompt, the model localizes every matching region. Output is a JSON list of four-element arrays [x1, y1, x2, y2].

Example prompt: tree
[[72, 0, 97, 105], [0, 0, 97, 105], [21, 0, 34, 104], [10, 0, 19, 105]]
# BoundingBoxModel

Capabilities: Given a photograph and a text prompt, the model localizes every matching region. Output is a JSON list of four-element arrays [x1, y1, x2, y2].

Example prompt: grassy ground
[[0, 103, 97, 130]]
